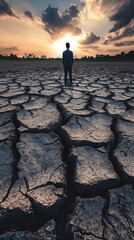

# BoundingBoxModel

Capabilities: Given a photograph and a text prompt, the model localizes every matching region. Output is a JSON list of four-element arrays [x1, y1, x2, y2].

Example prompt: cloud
[[98, 0, 125, 14], [103, 38, 111, 45], [82, 0, 125, 16], [114, 40, 134, 47], [41, 4, 81, 37], [0, 46, 19, 53], [24, 11, 34, 21], [0, 0, 18, 18], [80, 32, 100, 45], [103, 20, 134, 45], [81, 1, 134, 34], [109, 0, 134, 32]]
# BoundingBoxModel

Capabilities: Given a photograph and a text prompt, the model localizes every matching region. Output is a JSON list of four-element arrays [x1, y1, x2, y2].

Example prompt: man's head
[[66, 42, 70, 49]]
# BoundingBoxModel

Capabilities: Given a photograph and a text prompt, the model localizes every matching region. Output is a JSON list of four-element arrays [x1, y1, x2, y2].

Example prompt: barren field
[[0, 60, 134, 240]]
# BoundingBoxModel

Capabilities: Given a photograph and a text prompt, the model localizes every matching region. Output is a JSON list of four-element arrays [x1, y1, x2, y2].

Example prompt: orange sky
[[0, 0, 134, 58]]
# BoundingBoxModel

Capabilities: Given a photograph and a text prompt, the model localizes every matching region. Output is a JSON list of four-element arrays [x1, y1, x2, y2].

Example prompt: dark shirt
[[63, 49, 73, 67]]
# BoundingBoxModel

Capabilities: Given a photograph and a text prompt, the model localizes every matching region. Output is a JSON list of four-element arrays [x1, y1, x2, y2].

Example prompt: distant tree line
[[0, 53, 47, 60], [80, 51, 134, 61], [0, 50, 134, 61], [0, 53, 18, 59]]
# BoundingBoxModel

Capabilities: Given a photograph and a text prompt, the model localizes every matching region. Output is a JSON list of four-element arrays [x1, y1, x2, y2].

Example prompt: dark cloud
[[91, 45, 99, 49], [24, 11, 34, 21], [63, 4, 79, 19], [0, 46, 19, 53], [0, 0, 18, 18], [109, 0, 134, 32], [103, 38, 111, 45], [103, 20, 134, 45], [80, 1, 86, 8], [83, 0, 133, 32], [80, 32, 100, 45], [114, 21, 134, 40], [114, 41, 134, 47], [99, 0, 125, 14], [41, 4, 81, 37]]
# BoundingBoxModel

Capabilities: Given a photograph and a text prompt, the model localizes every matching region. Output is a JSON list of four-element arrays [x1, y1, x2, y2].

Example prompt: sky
[[0, 0, 134, 58]]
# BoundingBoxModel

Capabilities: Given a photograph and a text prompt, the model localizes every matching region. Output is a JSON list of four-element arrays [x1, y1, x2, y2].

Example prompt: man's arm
[[71, 51, 73, 65], [62, 52, 64, 66]]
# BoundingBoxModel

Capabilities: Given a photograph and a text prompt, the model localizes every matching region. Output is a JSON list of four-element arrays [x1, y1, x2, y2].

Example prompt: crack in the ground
[[108, 118, 123, 179], [72, 227, 103, 240], [1, 112, 20, 203], [108, 117, 132, 183], [53, 129, 76, 240], [29, 181, 65, 192]]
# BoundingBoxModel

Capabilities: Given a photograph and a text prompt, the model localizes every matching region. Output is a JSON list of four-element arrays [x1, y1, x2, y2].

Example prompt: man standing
[[62, 42, 73, 87]]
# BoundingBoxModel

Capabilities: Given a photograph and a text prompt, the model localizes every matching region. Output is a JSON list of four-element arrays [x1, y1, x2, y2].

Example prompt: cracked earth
[[0, 60, 134, 240]]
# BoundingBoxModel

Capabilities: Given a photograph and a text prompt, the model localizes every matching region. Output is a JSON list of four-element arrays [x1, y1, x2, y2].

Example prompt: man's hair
[[66, 42, 70, 49]]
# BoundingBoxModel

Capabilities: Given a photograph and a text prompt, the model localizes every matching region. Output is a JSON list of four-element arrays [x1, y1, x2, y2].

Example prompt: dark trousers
[[64, 66, 72, 86]]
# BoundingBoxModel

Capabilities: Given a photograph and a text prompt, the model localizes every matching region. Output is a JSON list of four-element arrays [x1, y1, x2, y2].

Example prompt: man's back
[[63, 49, 73, 67], [63, 42, 73, 87]]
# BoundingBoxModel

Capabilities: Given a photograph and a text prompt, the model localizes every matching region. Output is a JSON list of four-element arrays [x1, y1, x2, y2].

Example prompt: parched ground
[[0, 60, 134, 240]]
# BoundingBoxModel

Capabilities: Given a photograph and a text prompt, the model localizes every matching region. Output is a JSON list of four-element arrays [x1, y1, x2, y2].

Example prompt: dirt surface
[[0, 60, 134, 239]]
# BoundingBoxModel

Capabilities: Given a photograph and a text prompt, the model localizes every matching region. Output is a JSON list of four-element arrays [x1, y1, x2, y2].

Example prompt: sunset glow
[[53, 34, 79, 53]]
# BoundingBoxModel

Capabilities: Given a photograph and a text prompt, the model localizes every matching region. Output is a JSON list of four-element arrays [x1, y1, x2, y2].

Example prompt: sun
[[53, 34, 79, 54]]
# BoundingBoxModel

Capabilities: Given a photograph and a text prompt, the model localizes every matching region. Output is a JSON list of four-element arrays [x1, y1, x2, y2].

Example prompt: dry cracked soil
[[0, 60, 134, 240]]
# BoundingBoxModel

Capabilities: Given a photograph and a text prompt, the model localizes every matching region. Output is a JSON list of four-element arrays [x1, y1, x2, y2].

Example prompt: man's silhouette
[[63, 42, 73, 87]]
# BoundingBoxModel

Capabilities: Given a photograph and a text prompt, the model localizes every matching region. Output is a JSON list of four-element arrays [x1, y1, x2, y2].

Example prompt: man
[[62, 42, 73, 87]]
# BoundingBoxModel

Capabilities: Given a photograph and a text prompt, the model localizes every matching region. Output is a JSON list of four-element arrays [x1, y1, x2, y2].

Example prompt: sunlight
[[53, 34, 79, 54]]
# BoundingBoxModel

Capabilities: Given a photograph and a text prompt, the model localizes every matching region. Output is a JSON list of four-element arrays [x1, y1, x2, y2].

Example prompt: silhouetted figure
[[63, 42, 73, 87]]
